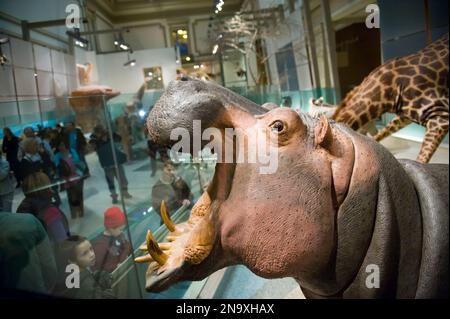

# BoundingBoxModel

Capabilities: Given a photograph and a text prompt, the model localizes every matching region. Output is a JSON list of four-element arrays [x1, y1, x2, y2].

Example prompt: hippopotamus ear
[[314, 115, 332, 148], [313, 114, 354, 205]]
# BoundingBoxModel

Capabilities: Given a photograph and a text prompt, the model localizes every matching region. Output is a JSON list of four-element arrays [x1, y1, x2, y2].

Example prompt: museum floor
[[379, 136, 449, 164], [9, 136, 449, 299]]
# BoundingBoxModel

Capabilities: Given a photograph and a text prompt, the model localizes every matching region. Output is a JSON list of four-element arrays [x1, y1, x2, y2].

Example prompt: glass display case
[[0, 95, 216, 299]]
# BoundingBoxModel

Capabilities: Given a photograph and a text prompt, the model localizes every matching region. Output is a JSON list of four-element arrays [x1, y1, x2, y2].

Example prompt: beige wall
[[96, 48, 177, 93]]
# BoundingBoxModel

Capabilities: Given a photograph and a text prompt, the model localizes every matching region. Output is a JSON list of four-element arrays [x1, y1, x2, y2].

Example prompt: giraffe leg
[[366, 120, 379, 136], [416, 117, 449, 163], [359, 120, 379, 136], [373, 115, 412, 142]]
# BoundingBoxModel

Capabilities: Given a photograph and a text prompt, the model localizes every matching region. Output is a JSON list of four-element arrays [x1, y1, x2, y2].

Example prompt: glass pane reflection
[[0, 95, 216, 299]]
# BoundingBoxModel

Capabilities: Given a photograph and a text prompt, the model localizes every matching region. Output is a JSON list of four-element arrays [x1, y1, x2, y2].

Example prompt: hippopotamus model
[[140, 79, 448, 299]]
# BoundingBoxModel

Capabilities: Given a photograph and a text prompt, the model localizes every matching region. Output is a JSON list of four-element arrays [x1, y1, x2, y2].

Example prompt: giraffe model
[[331, 34, 448, 163]]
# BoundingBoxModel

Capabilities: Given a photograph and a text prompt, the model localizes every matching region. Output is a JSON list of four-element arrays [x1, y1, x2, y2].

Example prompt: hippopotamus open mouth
[[139, 79, 448, 298]]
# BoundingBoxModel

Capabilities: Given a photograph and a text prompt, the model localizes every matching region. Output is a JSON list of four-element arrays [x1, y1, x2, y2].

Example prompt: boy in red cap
[[91, 207, 132, 273]]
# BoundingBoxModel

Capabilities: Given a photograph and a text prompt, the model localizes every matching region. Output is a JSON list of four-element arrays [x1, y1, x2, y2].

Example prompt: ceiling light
[[124, 59, 136, 67], [200, 64, 205, 68], [194, 65, 200, 69], [215, 10, 218, 13], [177, 29, 183, 35], [148, 72, 153, 76], [114, 40, 119, 45], [212, 44, 219, 55], [66, 28, 88, 47], [183, 34, 188, 39], [75, 40, 86, 48], [157, 77, 162, 81], [185, 56, 191, 62]]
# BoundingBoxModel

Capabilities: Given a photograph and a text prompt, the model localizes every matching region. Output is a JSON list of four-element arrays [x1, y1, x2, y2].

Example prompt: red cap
[[104, 207, 126, 229]]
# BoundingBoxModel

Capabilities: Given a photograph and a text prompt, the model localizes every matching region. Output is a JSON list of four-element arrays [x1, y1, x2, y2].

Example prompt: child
[[91, 207, 132, 273], [55, 235, 115, 299]]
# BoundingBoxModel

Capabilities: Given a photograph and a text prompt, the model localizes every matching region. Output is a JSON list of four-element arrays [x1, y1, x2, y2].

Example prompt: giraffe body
[[332, 34, 449, 163]]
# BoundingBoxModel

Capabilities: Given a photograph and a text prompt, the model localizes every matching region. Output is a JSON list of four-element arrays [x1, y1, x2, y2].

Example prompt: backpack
[[16, 199, 70, 241], [59, 159, 72, 177], [20, 156, 44, 179]]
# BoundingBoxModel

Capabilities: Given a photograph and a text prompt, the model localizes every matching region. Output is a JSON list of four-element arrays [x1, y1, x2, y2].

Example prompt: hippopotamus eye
[[270, 120, 285, 133]]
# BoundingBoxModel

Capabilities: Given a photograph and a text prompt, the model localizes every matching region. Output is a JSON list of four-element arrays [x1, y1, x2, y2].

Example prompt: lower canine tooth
[[135, 254, 153, 263], [160, 200, 176, 232], [146, 230, 168, 266], [166, 235, 177, 242], [159, 243, 171, 250], [140, 242, 171, 251]]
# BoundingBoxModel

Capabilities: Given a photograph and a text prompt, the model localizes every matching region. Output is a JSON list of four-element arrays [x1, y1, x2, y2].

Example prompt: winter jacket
[[0, 212, 57, 294], [20, 153, 45, 180], [61, 128, 87, 158], [91, 233, 132, 273], [54, 268, 116, 299], [2, 135, 20, 163], [53, 152, 83, 189], [0, 159, 15, 195], [89, 133, 126, 168], [17, 197, 70, 244]]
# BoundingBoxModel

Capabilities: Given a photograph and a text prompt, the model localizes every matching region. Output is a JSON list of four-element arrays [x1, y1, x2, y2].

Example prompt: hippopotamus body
[[141, 79, 448, 298]]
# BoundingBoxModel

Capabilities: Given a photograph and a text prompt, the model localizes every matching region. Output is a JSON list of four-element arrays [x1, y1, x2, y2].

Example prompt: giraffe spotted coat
[[332, 34, 449, 163]]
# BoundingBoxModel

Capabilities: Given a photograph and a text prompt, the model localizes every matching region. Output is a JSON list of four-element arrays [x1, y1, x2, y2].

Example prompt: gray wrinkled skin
[[399, 160, 449, 298], [147, 78, 265, 147]]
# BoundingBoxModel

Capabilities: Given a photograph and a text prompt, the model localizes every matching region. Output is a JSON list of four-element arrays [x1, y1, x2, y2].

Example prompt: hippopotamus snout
[[147, 79, 265, 148]]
